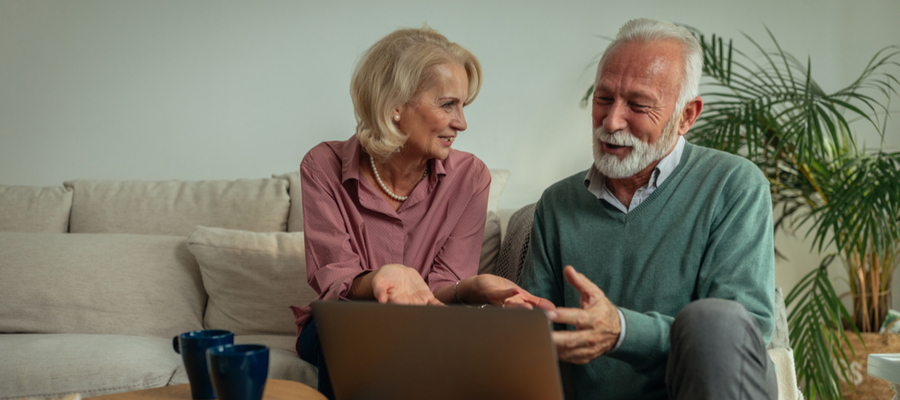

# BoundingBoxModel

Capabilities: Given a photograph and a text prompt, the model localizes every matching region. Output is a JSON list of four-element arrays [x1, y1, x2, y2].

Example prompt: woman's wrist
[[453, 280, 465, 303], [348, 270, 375, 300], [454, 276, 484, 305]]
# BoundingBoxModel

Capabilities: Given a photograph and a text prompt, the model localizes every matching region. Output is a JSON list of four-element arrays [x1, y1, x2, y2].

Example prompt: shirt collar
[[654, 135, 685, 187], [340, 134, 449, 185], [340, 135, 362, 185]]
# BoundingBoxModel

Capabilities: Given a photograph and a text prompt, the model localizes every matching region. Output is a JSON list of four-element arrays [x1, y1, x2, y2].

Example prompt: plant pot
[[835, 332, 900, 399]]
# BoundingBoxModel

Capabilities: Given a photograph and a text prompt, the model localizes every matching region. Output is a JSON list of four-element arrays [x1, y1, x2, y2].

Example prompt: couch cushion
[[0, 232, 205, 337], [0, 185, 73, 233], [273, 171, 303, 233], [478, 169, 510, 275], [65, 179, 290, 236], [0, 334, 182, 399], [187, 227, 315, 335]]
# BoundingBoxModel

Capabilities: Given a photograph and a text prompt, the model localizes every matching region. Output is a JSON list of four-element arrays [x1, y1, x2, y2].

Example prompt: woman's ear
[[392, 105, 405, 123]]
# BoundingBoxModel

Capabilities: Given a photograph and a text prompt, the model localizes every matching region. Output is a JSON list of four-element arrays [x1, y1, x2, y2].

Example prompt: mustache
[[593, 127, 643, 147]]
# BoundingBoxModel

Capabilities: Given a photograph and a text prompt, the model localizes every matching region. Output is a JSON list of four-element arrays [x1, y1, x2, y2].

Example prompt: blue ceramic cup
[[173, 329, 234, 399], [206, 344, 270, 400]]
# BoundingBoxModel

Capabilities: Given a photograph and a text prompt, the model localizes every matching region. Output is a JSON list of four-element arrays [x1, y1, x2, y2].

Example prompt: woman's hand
[[457, 275, 556, 311], [368, 264, 443, 306]]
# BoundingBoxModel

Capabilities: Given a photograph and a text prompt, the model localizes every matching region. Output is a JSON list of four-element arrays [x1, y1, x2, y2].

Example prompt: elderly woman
[[291, 26, 550, 399]]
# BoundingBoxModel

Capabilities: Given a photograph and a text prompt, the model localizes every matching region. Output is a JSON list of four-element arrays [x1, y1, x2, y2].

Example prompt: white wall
[[2, 0, 898, 301]]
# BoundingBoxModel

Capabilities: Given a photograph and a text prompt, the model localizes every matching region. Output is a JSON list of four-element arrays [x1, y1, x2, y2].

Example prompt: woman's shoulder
[[444, 148, 488, 177], [440, 149, 490, 194], [301, 136, 357, 172]]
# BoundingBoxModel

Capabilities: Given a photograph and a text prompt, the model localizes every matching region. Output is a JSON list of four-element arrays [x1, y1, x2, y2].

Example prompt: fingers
[[552, 330, 606, 365], [548, 307, 595, 329], [476, 275, 555, 311], [503, 293, 556, 311], [528, 296, 558, 311], [501, 300, 533, 310], [548, 305, 620, 364], [384, 289, 440, 306], [375, 291, 389, 304], [492, 287, 520, 303], [563, 266, 602, 299]]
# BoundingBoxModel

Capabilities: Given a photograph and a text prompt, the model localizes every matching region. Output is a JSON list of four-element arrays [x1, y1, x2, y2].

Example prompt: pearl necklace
[[369, 155, 427, 202]]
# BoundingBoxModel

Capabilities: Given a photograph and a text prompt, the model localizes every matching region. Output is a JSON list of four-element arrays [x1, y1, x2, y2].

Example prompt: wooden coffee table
[[91, 379, 325, 400]]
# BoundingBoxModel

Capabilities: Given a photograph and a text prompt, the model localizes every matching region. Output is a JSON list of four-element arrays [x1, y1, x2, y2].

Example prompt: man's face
[[591, 40, 684, 179]]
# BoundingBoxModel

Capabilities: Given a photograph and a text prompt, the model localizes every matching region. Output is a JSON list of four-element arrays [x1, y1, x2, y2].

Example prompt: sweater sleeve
[[519, 196, 566, 310], [697, 179, 776, 343], [607, 309, 674, 368]]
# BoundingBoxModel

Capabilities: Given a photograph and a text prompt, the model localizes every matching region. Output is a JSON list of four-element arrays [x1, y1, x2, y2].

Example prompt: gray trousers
[[666, 298, 778, 400]]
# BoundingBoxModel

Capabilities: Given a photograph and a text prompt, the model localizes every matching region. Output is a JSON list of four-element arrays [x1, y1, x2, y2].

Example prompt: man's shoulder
[[685, 143, 768, 186], [535, 169, 593, 217], [541, 169, 590, 199]]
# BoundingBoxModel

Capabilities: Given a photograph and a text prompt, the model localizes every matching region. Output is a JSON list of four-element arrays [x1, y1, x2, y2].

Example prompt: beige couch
[[0, 169, 512, 399]]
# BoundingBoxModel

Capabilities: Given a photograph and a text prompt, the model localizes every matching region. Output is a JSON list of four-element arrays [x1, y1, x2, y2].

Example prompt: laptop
[[310, 301, 564, 400]]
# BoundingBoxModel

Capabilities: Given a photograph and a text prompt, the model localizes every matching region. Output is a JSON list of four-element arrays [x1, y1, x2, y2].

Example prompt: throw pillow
[[187, 226, 315, 335], [272, 171, 303, 232], [0, 232, 205, 337], [0, 185, 73, 233], [479, 169, 510, 274]]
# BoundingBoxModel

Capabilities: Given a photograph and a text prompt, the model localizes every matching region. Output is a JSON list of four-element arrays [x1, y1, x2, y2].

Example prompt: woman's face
[[396, 63, 469, 161]]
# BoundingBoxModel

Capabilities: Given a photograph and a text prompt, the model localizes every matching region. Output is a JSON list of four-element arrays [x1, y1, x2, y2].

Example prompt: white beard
[[592, 115, 680, 179]]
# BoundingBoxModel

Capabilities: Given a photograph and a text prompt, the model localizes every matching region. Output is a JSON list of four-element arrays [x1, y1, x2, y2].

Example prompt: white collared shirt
[[581, 136, 685, 352]]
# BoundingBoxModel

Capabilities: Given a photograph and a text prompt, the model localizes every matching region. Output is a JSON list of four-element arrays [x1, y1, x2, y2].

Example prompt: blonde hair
[[351, 25, 482, 161]]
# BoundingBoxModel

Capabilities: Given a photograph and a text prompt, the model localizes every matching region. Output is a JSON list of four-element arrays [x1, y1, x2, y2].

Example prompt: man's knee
[[667, 299, 776, 400], [672, 298, 757, 340]]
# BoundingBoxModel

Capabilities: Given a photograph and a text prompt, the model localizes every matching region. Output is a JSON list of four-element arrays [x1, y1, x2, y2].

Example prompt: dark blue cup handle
[[173, 336, 180, 354]]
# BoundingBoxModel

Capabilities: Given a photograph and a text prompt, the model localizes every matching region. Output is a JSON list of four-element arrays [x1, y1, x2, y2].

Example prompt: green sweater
[[520, 142, 775, 400]]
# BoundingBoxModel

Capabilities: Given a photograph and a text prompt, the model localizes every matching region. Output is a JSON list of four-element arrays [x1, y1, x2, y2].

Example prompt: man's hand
[[365, 264, 443, 305], [548, 265, 621, 364]]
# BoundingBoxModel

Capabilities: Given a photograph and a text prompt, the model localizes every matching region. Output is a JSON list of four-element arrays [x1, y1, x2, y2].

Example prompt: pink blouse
[[290, 135, 491, 333]]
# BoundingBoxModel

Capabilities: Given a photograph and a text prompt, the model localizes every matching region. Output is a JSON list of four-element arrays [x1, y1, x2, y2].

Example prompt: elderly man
[[519, 18, 777, 400]]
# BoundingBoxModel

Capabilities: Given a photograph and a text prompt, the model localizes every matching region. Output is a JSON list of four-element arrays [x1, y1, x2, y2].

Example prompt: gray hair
[[597, 18, 703, 114]]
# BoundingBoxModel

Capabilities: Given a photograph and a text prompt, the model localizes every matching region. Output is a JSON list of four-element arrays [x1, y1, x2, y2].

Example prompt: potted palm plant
[[582, 28, 900, 399], [686, 29, 900, 399]]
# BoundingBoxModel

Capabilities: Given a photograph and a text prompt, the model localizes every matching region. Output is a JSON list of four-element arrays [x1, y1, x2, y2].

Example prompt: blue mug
[[173, 329, 234, 399], [206, 344, 270, 400]]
